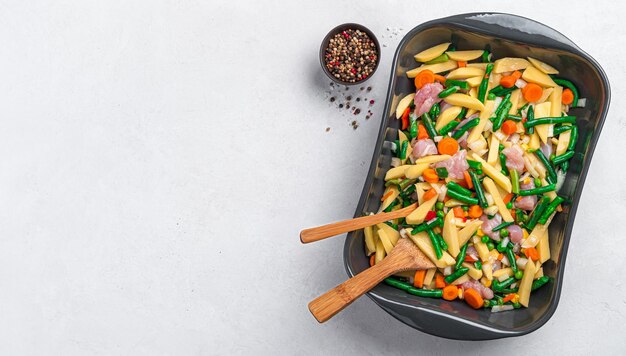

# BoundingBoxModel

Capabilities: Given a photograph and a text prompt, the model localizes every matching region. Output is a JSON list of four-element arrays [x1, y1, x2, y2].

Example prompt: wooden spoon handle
[[308, 255, 402, 323], [300, 203, 416, 244]]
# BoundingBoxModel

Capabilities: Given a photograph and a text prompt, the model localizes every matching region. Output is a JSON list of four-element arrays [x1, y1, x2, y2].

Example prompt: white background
[[0, 1, 624, 354]]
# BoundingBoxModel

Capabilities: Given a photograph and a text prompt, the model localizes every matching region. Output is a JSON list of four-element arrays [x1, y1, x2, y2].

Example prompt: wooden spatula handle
[[300, 203, 416, 244], [308, 254, 403, 323]]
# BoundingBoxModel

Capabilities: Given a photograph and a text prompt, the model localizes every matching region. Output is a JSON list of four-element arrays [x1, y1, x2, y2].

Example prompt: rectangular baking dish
[[343, 13, 610, 340]]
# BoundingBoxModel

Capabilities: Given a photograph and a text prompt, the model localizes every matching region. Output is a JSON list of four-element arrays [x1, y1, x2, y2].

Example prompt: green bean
[[384, 179, 400, 187], [517, 102, 529, 115], [487, 93, 496, 101], [399, 140, 408, 160], [506, 249, 518, 273], [552, 150, 574, 165], [427, 229, 443, 259], [467, 160, 482, 170], [474, 260, 482, 270], [507, 114, 523, 122], [515, 209, 524, 224], [478, 63, 494, 103], [526, 105, 535, 134], [492, 221, 514, 232], [493, 277, 515, 291], [436, 167, 448, 178], [444, 267, 469, 284], [407, 287, 443, 298], [444, 79, 470, 90], [499, 152, 509, 176], [438, 86, 459, 98], [469, 170, 488, 208], [393, 139, 400, 153], [447, 181, 473, 196], [452, 117, 480, 139], [409, 119, 418, 140], [429, 103, 440, 118], [535, 150, 557, 183], [526, 196, 551, 230], [446, 189, 478, 205], [422, 113, 437, 138], [439, 120, 460, 136], [384, 277, 412, 291], [568, 126, 578, 151], [490, 85, 516, 97], [457, 107, 468, 119], [437, 233, 448, 251], [523, 116, 576, 128], [531, 276, 551, 291], [455, 243, 468, 270], [561, 160, 570, 172], [481, 49, 490, 63], [553, 125, 573, 135], [410, 217, 443, 234], [553, 78, 579, 107], [538, 196, 565, 224], [493, 102, 512, 131], [494, 93, 512, 117], [518, 184, 555, 196], [426, 53, 449, 64], [398, 178, 416, 190], [510, 169, 520, 194]]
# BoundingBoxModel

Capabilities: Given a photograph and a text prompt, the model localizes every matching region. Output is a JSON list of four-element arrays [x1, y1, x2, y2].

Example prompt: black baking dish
[[343, 13, 610, 340]]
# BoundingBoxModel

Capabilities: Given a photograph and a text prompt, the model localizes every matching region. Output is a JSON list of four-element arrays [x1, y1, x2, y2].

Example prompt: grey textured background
[[0, 1, 624, 354]]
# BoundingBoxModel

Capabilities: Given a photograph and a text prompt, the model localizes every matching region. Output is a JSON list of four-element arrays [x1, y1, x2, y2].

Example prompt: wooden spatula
[[300, 203, 417, 244], [308, 237, 434, 323]]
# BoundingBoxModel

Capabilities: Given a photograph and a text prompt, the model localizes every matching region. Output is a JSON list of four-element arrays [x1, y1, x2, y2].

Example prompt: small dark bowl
[[344, 13, 610, 339], [319, 23, 380, 85]]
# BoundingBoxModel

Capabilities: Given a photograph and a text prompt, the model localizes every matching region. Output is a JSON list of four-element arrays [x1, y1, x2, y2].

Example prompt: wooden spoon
[[308, 237, 434, 323], [300, 203, 417, 244]]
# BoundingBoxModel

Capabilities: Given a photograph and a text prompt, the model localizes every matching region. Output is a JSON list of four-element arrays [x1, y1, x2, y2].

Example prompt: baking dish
[[343, 12, 610, 340]]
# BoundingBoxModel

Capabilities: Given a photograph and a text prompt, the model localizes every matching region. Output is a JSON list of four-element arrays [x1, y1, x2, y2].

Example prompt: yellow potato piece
[[522, 66, 557, 87], [458, 220, 482, 246], [395, 93, 415, 119], [471, 153, 512, 193], [443, 93, 485, 111], [467, 63, 489, 70], [467, 100, 495, 143], [435, 106, 462, 131], [406, 61, 458, 78], [534, 102, 552, 144], [405, 196, 437, 224], [414, 43, 451, 62], [462, 262, 483, 280], [407, 230, 456, 267], [518, 260, 536, 307], [482, 177, 514, 222], [446, 67, 484, 80], [415, 154, 451, 165], [443, 210, 460, 257], [528, 57, 559, 75], [405, 164, 429, 179], [537, 87, 553, 104], [446, 50, 484, 61], [466, 76, 482, 87], [493, 57, 531, 73]]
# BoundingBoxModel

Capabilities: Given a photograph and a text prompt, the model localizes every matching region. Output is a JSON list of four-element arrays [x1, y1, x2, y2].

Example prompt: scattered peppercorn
[[354, 108, 361, 115], [367, 86, 372, 91], [351, 120, 359, 130], [346, 95, 352, 101], [356, 98, 361, 102], [325, 127, 331, 132], [330, 97, 335, 102], [324, 29, 378, 83], [338, 104, 344, 108]]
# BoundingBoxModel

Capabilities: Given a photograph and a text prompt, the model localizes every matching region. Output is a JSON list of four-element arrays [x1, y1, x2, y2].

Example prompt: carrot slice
[[500, 75, 516, 88], [512, 70, 522, 80], [501, 120, 517, 135], [442, 285, 458, 301], [401, 107, 410, 130], [422, 188, 438, 201], [453, 207, 465, 219], [501, 293, 516, 303], [415, 69, 435, 89], [381, 190, 394, 201], [468, 205, 483, 218], [457, 61, 467, 68], [522, 83, 543, 102], [414, 270, 426, 288], [434, 74, 446, 84], [437, 137, 459, 155], [503, 193, 514, 204], [464, 288, 484, 309], [524, 247, 540, 261], [417, 123, 428, 140], [422, 169, 439, 183], [463, 171, 474, 189], [435, 274, 446, 289], [562, 88, 574, 105]]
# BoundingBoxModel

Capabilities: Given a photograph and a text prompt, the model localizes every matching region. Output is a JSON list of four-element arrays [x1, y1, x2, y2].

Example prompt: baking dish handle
[[444, 13, 579, 51]]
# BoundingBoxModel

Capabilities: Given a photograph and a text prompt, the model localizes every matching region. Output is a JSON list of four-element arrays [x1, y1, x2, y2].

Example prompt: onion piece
[[515, 78, 527, 88], [491, 305, 515, 312]]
